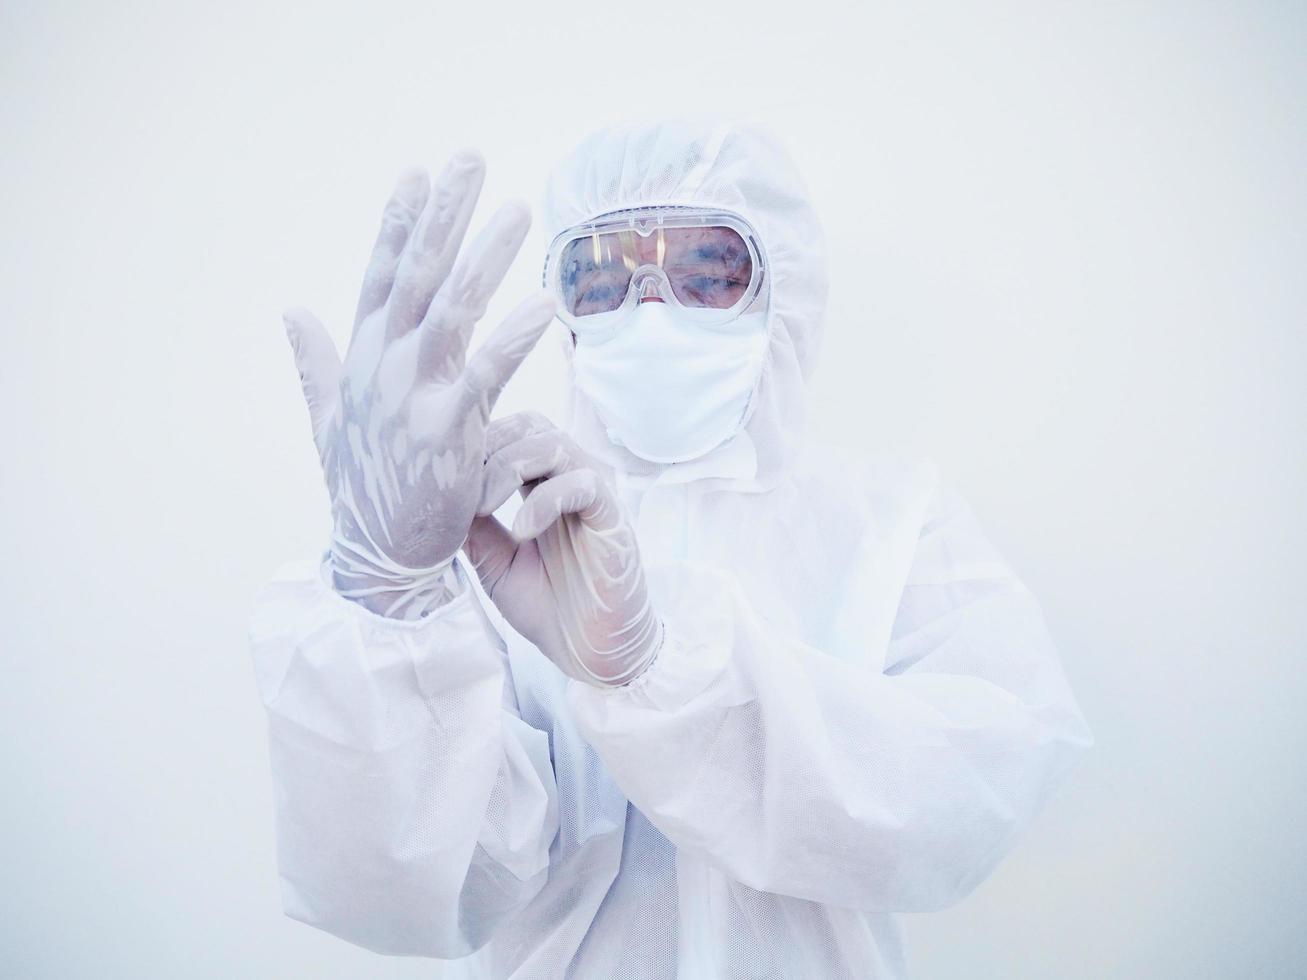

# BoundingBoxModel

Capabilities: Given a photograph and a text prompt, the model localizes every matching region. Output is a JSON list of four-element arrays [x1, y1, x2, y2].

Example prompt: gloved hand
[[282, 152, 558, 620], [466, 412, 664, 688]]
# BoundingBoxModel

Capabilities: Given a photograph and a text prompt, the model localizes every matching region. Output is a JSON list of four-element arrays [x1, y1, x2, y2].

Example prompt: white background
[[2, 1, 1304, 977]]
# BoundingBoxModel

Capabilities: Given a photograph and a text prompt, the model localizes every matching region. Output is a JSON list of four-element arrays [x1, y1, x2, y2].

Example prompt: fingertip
[[282, 306, 307, 339], [509, 507, 535, 543], [393, 165, 429, 202], [498, 197, 533, 231], [475, 489, 508, 520], [436, 148, 486, 200], [448, 146, 486, 174], [509, 288, 560, 324], [535, 287, 562, 319]]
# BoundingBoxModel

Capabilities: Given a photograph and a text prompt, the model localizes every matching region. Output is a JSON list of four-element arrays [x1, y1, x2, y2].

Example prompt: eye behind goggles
[[542, 206, 768, 337]]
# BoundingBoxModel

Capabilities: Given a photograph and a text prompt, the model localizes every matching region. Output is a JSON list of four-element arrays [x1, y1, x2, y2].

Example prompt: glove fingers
[[416, 200, 532, 381], [352, 168, 429, 337], [512, 468, 617, 542], [478, 428, 583, 517], [459, 290, 558, 419], [283, 306, 342, 457], [384, 150, 486, 343], [485, 410, 557, 457]]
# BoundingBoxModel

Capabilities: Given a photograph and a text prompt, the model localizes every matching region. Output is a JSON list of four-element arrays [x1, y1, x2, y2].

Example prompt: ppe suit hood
[[541, 119, 828, 493]]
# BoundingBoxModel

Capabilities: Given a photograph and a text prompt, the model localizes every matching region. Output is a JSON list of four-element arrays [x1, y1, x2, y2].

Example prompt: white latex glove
[[283, 153, 558, 619], [465, 412, 664, 688]]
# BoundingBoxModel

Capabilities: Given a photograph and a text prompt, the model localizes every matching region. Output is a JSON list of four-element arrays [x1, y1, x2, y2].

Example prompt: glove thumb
[[283, 307, 342, 458]]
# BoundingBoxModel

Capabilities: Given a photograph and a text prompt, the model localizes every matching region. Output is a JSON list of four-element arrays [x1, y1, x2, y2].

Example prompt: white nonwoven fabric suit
[[251, 120, 1094, 978]]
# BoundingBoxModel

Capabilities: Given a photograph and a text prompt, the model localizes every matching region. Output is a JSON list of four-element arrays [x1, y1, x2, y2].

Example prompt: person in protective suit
[[254, 119, 1094, 979]]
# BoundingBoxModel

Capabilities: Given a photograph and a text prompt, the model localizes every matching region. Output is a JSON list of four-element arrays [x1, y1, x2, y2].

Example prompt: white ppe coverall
[[250, 120, 1094, 979]]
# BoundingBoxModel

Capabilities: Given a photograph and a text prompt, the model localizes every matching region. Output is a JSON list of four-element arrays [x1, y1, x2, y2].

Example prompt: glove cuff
[[574, 613, 666, 690], [327, 537, 464, 621]]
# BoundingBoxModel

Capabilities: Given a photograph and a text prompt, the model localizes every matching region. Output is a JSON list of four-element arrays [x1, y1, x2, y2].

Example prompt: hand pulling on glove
[[466, 412, 663, 688]]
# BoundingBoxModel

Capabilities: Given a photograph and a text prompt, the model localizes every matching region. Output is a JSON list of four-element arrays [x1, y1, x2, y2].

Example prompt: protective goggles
[[542, 206, 767, 336]]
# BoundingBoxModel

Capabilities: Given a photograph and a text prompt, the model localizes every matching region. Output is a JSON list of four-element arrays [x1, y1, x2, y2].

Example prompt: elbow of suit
[[871, 802, 1024, 913], [278, 843, 550, 960], [279, 877, 480, 960], [880, 722, 1093, 913], [283, 905, 480, 960]]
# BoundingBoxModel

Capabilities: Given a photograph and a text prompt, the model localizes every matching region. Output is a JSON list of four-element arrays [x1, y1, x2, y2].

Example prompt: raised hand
[[283, 153, 558, 619], [464, 412, 663, 688]]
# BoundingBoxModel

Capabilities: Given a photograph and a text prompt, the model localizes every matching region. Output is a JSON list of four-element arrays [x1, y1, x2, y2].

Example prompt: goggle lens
[[558, 225, 754, 317]]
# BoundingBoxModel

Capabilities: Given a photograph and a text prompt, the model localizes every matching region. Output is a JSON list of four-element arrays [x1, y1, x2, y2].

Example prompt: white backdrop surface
[[2, 1, 1304, 977]]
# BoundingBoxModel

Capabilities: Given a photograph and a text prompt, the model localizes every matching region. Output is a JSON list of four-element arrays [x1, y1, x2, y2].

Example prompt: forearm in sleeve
[[250, 556, 559, 957], [566, 501, 1092, 913]]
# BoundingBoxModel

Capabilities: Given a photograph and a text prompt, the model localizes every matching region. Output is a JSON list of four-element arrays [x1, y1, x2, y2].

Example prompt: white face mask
[[571, 303, 771, 465]]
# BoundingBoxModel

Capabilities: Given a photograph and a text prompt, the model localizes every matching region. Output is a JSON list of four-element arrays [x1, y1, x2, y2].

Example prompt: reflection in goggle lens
[[559, 225, 753, 316]]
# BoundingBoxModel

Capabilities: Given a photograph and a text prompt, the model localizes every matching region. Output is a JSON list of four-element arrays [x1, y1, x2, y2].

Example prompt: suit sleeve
[[249, 556, 559, 957], [565, 487, 1094, 912]]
